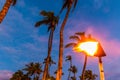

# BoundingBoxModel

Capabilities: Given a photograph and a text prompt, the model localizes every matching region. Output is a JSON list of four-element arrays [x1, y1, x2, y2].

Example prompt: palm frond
[[48, 26, 52, 32], [47, 11, 54, 17], [35, 20, 49, 27], [40, 10, 48, 16], [65, 43, 77, 48], [75, 32, 85, 36], [54, 16, 59, 25], [40, 10, 54, 17], [60, 0, 68, 13], [69, 35, 80, 41], [43, 58, 47, 64], [71, 65, 77, 73], [12, 0, 17, 6], [65, 55, 72, 61], [49, 57, 56, 65], [72, 0, 78, 11], [71, 76, 76, 80], [47, 23, 56, 32], [48, 17, 59, 32]]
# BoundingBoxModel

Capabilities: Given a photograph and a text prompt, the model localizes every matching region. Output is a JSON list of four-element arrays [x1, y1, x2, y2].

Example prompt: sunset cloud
[[85, 27, 120, 57], [0, 70, 13, 80], [65, 23, 120, 79]]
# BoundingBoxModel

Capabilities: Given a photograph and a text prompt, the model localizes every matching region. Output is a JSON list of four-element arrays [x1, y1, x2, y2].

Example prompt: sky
[[0, 0, 120, 80]]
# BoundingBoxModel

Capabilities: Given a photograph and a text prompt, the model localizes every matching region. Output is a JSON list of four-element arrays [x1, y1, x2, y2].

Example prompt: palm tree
[[70, 65, 77, 80], [10, 70, 30, 80], [35, 10, 59, 80], [0, 0, 17, 23], [10, 70, 24, 80], [56, 0, 78, 80], [65, 55, 72, 80], [23, 62, 43, 80], [65, 32, 88, 80], [79, 70, 98, 80]]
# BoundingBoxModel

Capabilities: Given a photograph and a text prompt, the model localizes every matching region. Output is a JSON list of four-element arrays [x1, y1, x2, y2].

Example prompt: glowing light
[[73, 42, 98, 56]]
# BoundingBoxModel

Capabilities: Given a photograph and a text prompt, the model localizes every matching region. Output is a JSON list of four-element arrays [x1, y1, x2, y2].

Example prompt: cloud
[[85, 27, 120, 58], [0, 46, 19, 54], [0, 70, 13, 80], [32, 34, 48, 43], [21, 42, 45, 53]]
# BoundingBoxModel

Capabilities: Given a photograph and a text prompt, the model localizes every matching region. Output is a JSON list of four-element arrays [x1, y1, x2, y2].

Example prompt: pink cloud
[[85, 27, 120, 58], [0, 70, 13, 80], [0, 46, 18, 53], [65, 22, 120, 65]]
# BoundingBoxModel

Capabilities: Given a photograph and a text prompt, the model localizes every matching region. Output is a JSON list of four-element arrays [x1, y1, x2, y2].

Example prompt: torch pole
[[98, 57, 105, 80]]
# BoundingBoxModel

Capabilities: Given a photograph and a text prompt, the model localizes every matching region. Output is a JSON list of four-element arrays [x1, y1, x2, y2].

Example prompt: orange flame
[[73, 42, 98, 56]]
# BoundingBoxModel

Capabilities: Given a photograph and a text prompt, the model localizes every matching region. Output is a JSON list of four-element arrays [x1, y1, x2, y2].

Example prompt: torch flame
[[73, 42, 98, 56]]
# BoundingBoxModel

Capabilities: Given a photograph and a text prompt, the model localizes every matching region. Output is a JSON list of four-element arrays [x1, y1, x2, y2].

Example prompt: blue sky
[[0, 0, 120, 80]]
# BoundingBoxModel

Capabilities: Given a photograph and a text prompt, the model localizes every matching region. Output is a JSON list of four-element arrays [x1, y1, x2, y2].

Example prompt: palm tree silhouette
[[10, 70, 31, 80], [56, 0, 78, 80], [10, 70, 24, 80], [65, 32, 88, 80], [65, 55, 72, 80], [35, 10, 59, 80], [0, 0, 17, 23], [79, 70, 98, 80], [70, 65, 78, 80], [23, 62, 42, 80]]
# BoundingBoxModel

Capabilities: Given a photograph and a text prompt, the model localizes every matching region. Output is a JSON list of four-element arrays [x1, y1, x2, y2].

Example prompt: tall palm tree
[[0, 0, 17, 23], [56, 0, 78, 80], [23, 62, 43, 80], [65, 32, 88, 80], [65, 55, 72, 80], [35, 10, 59, 80]]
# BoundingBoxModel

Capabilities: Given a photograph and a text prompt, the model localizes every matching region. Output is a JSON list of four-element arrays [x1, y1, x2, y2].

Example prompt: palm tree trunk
[[74, 73, 76, 80], [81, 55, 87, 80], [42, 31, 54, 80], [56, 8, 71, 80], [67, 60, 72, 80], [0, 0, 12, 23]]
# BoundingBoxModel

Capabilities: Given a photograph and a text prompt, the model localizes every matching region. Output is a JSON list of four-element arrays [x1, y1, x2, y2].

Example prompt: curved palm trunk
[[81, 55, 87, 80], [42, 31, 54, 80], [56, 8, 71, 80], [0, 0, 12, 23]]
